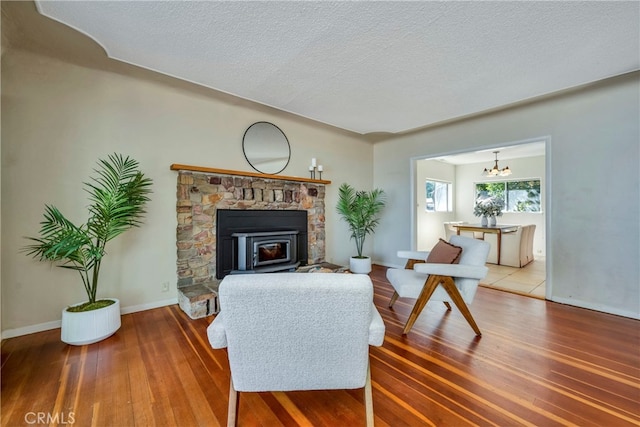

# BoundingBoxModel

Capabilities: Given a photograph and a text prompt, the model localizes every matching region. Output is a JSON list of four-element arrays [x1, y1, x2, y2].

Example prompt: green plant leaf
[[23, 153, 152, 304], [336, 183, 386, 258]]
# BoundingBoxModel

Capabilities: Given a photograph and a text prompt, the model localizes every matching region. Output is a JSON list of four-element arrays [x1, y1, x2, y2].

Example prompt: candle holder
[[309, 159, 324, 180]]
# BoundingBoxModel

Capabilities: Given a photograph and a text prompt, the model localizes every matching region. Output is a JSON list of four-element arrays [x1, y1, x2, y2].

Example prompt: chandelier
[[482, 151, 512, 177]]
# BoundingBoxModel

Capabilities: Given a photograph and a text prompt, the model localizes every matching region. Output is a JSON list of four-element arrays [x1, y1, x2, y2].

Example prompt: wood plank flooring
[[2, 265, 639, 426]]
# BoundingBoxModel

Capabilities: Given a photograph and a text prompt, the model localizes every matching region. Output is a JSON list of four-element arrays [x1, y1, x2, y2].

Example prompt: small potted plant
[[336, 183, 386, 274], [473, 196, 504, 226], [23, 153, 152, 345]]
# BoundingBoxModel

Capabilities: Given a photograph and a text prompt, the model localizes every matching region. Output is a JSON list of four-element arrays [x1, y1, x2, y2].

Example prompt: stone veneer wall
[[175, 170, 326, 290]]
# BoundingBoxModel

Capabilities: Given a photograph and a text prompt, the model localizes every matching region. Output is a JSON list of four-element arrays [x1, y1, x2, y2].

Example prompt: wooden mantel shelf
[[170, 164, 331, 185]]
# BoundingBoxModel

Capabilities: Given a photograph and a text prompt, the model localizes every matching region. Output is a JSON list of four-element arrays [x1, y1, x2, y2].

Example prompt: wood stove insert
[[216, 209, 308, 279]]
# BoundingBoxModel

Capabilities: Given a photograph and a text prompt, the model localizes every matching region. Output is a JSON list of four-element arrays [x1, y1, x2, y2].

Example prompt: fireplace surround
[[172, 165, 329, 319]]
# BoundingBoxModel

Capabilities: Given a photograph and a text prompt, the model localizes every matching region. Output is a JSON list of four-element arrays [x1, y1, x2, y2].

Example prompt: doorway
[[411, 137, 550, 299]]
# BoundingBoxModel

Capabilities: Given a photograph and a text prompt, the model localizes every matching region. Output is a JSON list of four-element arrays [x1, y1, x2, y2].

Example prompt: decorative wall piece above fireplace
[[242, 122, 291, 175]]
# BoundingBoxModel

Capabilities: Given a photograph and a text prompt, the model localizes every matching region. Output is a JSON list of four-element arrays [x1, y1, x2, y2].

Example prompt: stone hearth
[[173, 166, 328, 319]]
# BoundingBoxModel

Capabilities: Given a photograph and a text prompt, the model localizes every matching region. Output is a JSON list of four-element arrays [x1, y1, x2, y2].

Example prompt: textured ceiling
[[35, 1, 639, 135]]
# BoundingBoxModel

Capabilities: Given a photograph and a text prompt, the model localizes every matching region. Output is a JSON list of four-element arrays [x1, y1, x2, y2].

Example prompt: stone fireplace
[[172, 165, 328, 319]]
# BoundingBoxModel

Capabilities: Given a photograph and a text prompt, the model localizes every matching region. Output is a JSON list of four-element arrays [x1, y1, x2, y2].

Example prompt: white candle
[[317, 165, 323, 172], [311, 158, 317, 167], [309, 165, 314, 171]]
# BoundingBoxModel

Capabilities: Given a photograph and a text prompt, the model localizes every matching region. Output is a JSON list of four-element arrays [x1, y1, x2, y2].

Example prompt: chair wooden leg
[[388, 291, 399, 308], [402, 275, 441, 334], [404, 259, 425, 270], [227, 378, 238, 427], [443, 302, 452, 310], [440, 277, 482, 336], [364, 363, 374, 427]]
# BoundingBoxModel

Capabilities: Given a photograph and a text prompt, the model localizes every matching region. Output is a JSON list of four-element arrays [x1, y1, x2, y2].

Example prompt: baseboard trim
[[1, 320, 63, 340], [1, 298, 179, 340], [120, 298, 178, 315], [374, 261, 404, 270], [549, 296, 639, 320]]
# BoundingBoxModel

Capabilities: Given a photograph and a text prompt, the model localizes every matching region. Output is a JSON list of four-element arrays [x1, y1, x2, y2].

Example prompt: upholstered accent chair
[[207, 273, 386, 427], [386, 235, 490, 336]]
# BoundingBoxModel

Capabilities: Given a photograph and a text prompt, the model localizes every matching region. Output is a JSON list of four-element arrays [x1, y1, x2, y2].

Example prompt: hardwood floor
[[2, 265, 639, 426]]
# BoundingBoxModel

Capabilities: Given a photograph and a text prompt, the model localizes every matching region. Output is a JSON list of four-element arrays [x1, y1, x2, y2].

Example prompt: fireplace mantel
[[170, 164, 331, 185]]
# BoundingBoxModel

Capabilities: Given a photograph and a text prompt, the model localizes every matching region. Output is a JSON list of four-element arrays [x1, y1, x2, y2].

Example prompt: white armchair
[[208, 272, 385, 427], [386, 235, 490, 336]]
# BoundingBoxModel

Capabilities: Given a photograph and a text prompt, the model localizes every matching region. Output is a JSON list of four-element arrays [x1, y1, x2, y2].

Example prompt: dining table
[[452, 224, 518, 265]]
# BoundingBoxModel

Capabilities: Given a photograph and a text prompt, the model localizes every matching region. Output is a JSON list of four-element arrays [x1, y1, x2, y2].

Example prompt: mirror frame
[[242, 122, 291, 175]]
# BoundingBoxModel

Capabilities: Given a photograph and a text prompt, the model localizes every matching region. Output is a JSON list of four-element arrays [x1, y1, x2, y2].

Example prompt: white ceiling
[[35, 1, 639, 135], [432, 141, 546, 165]]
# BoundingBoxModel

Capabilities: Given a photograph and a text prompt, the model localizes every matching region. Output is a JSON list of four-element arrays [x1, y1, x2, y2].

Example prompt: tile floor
[[480, 257, 546, 299]]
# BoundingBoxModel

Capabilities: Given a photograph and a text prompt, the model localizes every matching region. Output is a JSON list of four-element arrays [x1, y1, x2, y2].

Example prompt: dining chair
[[485, 224, 536, 267], [444, 221, 485, 240]]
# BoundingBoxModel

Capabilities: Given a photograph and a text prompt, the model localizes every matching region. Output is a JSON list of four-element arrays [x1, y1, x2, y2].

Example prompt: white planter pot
[[350, 256, 372, 274], [61, 299, 121, 345]]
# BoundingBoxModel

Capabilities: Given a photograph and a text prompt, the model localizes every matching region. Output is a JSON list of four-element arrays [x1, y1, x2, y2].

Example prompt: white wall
[[1, 48, 373, 334], [373, 73, 639, 319], [415, 159, 456, 250]]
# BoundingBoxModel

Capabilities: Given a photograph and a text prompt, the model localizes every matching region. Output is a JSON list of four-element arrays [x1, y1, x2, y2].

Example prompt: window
[[475, 179, 541, 213], [426, 179, 453, 212]]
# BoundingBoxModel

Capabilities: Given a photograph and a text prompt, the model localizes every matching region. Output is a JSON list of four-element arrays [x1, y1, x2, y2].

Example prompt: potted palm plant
[[24, 153, 152, 345], [336, 183, 386, 274]]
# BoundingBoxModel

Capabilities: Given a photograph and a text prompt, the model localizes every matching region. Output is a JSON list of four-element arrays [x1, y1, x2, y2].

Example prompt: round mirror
[[242, 122, 291, 174]]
